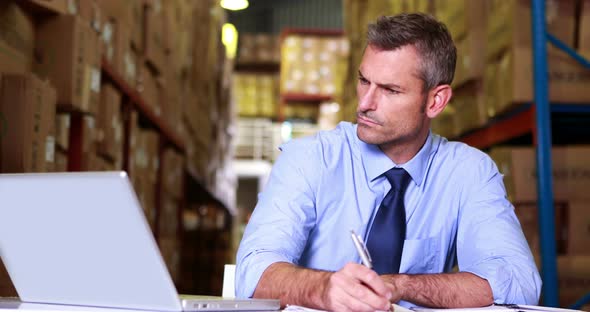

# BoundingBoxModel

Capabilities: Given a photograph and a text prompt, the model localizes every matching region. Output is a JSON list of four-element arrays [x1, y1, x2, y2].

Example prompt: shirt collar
[[356, 125, 437, 186]]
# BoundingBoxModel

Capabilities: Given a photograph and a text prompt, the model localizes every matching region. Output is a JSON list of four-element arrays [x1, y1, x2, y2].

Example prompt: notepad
[[284, 303, 413, 312], [411, 304, 582, 312]]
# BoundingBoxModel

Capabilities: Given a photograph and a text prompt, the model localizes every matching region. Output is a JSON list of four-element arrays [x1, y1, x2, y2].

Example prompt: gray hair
[[367, 13, 457, 91]]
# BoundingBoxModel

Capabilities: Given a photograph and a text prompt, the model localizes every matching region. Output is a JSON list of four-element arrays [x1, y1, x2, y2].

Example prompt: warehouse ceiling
[[227, 0, 343, 34]]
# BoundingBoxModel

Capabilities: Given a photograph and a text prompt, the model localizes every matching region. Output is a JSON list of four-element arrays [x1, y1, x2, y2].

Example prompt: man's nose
[[358, 85, 378, 111]]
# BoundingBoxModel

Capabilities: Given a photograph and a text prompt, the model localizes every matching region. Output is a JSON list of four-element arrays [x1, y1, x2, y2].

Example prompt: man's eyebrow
[[376, 82, 405, 91], [358, 70, 406, 91]]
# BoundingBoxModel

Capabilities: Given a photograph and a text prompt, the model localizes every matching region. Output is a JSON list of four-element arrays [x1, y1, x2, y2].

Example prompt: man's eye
[[358, 77, 369, 85], [386, 88, 399, 94]]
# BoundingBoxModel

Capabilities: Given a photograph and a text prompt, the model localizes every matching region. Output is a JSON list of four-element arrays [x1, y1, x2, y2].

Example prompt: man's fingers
[[331, 263, 393, 311], [328, 283, 386, 312], [342, 263, 392, 298]]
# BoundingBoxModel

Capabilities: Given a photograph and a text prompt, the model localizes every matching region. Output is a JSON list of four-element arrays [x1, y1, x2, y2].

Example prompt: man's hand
[[321, 263, 393, 312], [253, 262, 393, 311]]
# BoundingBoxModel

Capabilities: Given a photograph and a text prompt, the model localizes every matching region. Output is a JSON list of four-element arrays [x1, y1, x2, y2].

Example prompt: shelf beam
[[101, 58, 184, 152], [234, 62, 280, 73], [456, 105, 535, 149], [281, 93, 333, 103]]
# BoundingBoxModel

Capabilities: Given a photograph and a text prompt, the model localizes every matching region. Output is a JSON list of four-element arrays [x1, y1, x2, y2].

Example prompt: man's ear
[[425, 84, 452, 118]]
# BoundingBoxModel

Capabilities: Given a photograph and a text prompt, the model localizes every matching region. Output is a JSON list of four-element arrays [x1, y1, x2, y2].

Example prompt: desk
[[0, 299, 280, 312], [1, 299, 582, 312], [0, 300, 136, 312]]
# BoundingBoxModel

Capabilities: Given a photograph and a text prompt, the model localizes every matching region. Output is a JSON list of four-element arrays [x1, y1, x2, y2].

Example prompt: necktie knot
[[384, 167, 411, 193]]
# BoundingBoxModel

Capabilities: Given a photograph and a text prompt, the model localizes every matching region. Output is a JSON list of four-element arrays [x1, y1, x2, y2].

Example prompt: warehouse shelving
[[65, 57, 231, 232], [101, 58, 185, 152], [454, 1, 590, 308], [278, 28, 345, 122], [281, 93, 333, 103], [280, 27, 344, 38], [278, 93, 335, 122], [234, 62, 280, 73], [457, 103, 590, 149]]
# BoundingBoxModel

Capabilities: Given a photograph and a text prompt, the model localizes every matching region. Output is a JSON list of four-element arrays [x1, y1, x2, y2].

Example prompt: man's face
[[356, 44, 430, 152]]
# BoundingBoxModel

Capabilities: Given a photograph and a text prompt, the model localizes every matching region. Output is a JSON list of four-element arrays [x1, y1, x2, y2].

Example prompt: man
[[236, 13, 541, 311]]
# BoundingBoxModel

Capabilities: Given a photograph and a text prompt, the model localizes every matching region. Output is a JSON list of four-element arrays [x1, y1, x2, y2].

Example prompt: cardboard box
[[55, 113, 70, 151], [490, 146, 590, 202], [79, 116, 97, 171], [0, 74, 56, 173], [158, 237, 180, 282], [54, 148, 68, 172], [451, 80, 488, 135], [0, 2, 35, 74], [580, 0, 590, 52], [43, 90, 56, 173], [159, 194, 180, 238], [161, 70, 182, 134], [454, 31, 487, 87], [135, 174, 157, 231], [557, 256, 590, 308], [516, 201, 589, 260], [72, 0, 102, 33], [127, 110, 139, 180], [91, 153, 115, 171], [131, 129, 159, 231], [101, 19, 131, 84], [567, 202, 590, 255], [19, 0, 69, 15], [138, 64, 161, 117], [493, 46, 590, 116], [486, 0, 576, 60], [431, 105, 457, 139], [435, 0, 485, 42], [124, 48, 138, 89], [514, 202, 568, 257], [162, 149, 184, 199], [144, 4, 166, 73], [97, 0, 142, 52], [97, 83, 123, 161], [35, 15, 101, 115]]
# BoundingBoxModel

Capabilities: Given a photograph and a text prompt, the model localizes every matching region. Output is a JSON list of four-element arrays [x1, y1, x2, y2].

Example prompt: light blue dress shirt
[[236, 122, 541, 306]]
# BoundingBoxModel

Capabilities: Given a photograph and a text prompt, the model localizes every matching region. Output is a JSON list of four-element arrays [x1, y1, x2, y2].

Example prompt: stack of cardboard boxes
[[429, 0, 590, 139], [159, 148, 185, 283], [233, 73, 279, 118], [490, 146, 590, 308], [0, 0, 237, 297], [0, 1, 55, 174], [280, 35, 349, 97], [237, 33, 281, 64]]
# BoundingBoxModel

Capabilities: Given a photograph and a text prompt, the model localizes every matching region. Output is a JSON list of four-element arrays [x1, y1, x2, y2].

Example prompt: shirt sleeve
[[457, 155, 542, 305], [235, 137, 322, 298]]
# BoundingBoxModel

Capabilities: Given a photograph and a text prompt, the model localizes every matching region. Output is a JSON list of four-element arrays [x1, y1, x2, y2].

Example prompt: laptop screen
[[0, 172, 183, 311]]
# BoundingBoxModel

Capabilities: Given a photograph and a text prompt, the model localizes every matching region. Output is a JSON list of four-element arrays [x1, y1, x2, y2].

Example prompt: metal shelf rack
[[455, 1, 590, 307]]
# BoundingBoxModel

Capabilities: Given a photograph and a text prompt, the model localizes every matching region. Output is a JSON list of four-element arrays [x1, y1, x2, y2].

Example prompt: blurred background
[[0, 0, 589, 308]]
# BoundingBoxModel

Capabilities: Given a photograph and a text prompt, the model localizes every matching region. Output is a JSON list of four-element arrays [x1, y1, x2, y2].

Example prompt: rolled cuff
[[463, 259, 541, 305], [236, 252, 292, 298]]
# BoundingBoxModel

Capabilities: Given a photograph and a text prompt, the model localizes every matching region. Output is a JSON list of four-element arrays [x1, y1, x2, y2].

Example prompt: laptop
[[0, 172, 279, 311]]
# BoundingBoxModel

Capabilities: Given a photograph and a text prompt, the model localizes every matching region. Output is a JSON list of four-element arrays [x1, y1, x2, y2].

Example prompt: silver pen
[[350, 230, 372, 269]]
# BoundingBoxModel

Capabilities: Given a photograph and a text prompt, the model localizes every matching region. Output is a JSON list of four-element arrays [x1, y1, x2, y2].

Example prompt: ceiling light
[[222, 23, 238, 59], [220, 0, 249, 11]]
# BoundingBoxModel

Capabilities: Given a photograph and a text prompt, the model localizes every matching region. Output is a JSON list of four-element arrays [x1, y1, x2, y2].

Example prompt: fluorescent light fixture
[[222, 23, 238, 59], [220, 0, 249, 11]]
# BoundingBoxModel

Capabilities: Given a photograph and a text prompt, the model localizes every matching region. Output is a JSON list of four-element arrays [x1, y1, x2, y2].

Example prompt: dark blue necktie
[[366, 167, 411, 274]]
